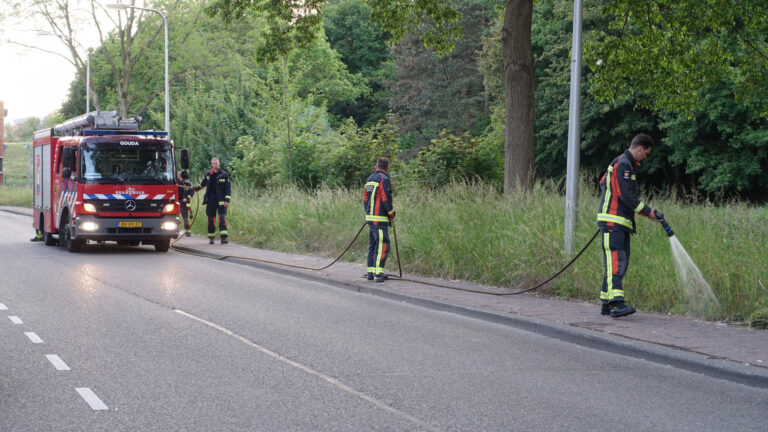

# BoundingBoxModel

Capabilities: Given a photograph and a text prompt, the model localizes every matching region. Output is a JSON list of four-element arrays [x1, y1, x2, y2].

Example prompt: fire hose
[[169, 186, 602, 296]]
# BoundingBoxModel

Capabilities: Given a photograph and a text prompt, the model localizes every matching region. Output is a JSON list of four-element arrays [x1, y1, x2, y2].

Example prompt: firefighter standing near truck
[[597, 133, 661, 318], [176, 171, 194, 236], [195, 157, 231, 244], [363, 157, 395, 282]]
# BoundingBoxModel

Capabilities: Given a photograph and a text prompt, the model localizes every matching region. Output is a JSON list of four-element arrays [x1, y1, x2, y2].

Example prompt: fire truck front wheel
[[43, 231, 58, 246], [61, 215, 84, 253], [40, 215, 57, 246], [154, 238, 171, 252]]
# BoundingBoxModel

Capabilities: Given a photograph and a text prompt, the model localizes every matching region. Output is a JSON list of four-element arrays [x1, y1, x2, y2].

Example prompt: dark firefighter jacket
[[363, 170, 394, 226], [597, 149, 651, 233], [200, 169, 231, 206], [177, 180, 194, 207]]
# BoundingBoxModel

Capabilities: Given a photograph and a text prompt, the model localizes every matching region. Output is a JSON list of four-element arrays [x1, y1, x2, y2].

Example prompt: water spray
[[654, 211, 720, 318]]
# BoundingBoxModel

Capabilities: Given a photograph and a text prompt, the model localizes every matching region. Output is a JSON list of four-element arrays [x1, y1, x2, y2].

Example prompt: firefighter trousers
[[600, 228, 630, 304], [206, 204, 228, 238], [367, 224, 390, 276], [180, 204, 192, 230]]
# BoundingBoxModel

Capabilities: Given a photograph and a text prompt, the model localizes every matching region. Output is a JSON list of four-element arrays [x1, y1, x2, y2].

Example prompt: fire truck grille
[[107, 227, 153, 234], [88, 200, 167, 213]]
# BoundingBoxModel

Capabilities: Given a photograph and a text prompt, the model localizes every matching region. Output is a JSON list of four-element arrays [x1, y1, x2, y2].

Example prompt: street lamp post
[[108, 4, 169, 139], [564, 0, 584, 254], [37, 31, 91, 114]]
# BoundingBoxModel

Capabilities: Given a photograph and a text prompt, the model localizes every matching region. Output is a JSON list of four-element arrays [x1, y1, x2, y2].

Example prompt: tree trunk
[[501, 0, 535, 193]]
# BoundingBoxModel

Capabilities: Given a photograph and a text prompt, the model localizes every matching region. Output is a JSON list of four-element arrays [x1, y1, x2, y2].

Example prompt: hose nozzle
[[654, 211, 675, 237]]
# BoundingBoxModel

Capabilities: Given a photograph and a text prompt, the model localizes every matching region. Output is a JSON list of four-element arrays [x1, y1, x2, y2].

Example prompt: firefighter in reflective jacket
[[597, 133, 660, 318], [197, 157, 231, 244], [176, 171, 194, 236], [363, 157, 395, 282]]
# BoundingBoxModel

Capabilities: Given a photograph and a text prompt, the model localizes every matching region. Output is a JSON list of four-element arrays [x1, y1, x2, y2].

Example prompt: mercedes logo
[[125, 200, 137, 211]]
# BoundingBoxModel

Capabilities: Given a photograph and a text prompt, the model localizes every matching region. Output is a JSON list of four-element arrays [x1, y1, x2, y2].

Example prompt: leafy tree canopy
[[586, 0, 768, 117]]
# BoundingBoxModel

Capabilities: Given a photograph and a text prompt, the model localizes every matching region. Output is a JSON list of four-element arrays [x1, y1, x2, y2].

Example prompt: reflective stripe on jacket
[[200, 168, 231, 206], [363, 170, 394, 225], [597, 149, 651, 233]]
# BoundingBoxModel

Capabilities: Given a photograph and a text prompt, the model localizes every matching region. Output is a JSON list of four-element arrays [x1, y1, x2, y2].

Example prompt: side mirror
[[180, 148, 190, 170], [62, 147, 73, 170], [62, 168, 72, 179]]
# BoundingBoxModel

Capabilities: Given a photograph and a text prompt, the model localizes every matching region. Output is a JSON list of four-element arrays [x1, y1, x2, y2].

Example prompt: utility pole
[[1, 100, 5, 185], [564, 0, 584, 254]]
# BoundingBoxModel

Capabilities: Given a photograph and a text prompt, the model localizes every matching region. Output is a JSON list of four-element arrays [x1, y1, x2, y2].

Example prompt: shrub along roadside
[[187, 181, 768, 327]]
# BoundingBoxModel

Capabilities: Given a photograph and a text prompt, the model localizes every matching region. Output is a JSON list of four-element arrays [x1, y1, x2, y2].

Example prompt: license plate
[[118, 221, 142, 228]]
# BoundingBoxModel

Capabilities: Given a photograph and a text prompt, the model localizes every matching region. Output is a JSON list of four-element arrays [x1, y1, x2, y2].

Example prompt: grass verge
[[186, 180, 767, 326]]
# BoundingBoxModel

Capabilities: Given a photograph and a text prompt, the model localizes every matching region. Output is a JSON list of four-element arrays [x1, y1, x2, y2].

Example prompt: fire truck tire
[[62, 216, 84, 252], [43, 231, 58, 246], [39, 215, 57, 246], [154, 238, 171, 252]]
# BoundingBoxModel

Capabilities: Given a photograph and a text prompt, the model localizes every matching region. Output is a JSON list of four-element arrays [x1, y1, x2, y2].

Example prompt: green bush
[[411, 130, 499, 188], [325, 115, 401, 188]]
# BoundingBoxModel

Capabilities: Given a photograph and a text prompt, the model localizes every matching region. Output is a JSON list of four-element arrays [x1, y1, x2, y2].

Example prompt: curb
[[172, 244, 768, 390]]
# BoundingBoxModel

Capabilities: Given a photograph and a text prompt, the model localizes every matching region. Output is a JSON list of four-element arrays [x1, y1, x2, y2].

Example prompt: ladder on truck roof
[[53, 111, 167, 137]]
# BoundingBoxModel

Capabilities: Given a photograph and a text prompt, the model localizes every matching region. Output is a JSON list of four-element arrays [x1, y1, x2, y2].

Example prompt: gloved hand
[[388, 211, 396, 220], [652, 210, 663, 221]]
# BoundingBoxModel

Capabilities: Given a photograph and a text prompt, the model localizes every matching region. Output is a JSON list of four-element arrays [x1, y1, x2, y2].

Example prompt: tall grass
[[186, 180, 767, 326], [1, 141, 35, 207], [0, 185, 33, 207], [2, 141, 33, 186]]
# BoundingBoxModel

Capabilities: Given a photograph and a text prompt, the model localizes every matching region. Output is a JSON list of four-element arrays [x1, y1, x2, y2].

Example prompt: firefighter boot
[[221, 236, 229, 245], [367, 272, 374, 281], [209, 237, 215, 245], [611, 302, 636, 318], [601, 303, 611, 316], [185, 232, 191, 237], [375, 274, 385, 283]]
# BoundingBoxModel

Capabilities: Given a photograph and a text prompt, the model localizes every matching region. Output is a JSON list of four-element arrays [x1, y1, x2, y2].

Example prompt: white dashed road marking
[[76, 388, 108, 410], [0, 303, 7, 310], [45, 354, 71, 371], [174, 309, 445, 432], [25, 332, 44, 343], [9, 316, 23, 324]]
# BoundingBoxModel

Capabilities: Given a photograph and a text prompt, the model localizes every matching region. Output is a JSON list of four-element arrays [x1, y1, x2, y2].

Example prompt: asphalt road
[[1, 209, 767, 432]]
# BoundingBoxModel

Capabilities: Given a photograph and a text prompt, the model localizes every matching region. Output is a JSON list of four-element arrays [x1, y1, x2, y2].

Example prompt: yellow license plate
[[118, 221, 142, 228]]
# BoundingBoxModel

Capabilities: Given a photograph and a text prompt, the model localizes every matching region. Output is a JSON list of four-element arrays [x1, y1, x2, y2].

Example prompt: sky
[[0, 2, 115, 124]]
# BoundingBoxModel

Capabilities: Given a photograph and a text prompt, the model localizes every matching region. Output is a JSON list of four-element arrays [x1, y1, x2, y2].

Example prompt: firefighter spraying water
[[654, 212, 721, 318]]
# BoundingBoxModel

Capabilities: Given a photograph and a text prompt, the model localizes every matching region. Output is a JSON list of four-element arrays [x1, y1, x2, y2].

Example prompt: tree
[[586, 0, 768, 117], [323, 0, 392, 126], [1, 0, 102, 112], [207, 0, 539, 193], [388, 0, 494, 152]]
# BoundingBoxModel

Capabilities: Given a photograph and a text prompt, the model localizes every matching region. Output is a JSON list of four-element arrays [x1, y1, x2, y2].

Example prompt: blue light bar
[[83, 130, 168, 137]]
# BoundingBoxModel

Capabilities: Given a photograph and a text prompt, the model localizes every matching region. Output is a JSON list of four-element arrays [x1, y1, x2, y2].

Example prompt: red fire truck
[[32, 111, 189, 252]]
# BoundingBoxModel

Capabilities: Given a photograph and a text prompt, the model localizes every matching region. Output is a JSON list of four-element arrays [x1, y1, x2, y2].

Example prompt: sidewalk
[[169, 232, 768, 389], [3, 206, 767, 388]]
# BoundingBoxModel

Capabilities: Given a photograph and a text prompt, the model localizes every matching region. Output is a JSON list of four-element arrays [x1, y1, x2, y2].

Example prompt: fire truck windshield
[[81, 142, 175, 185]]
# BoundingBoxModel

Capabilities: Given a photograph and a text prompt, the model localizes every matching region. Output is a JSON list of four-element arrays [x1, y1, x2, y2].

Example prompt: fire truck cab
[[32, 111, 188, 252]]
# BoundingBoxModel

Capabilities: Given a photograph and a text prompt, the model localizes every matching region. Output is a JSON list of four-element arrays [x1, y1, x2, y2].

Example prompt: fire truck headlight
[[80, 221, 99, 231], [163, 203, 176, 213], [82, 203, 97, 213], [161, 221, 178, 231]]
